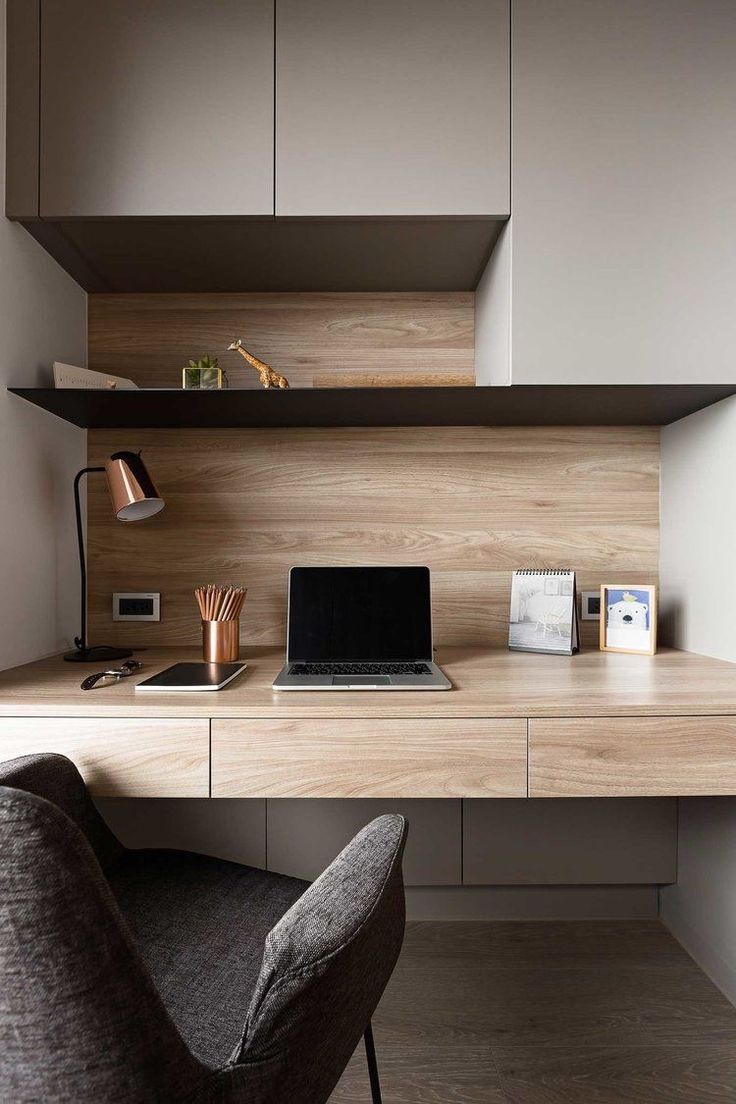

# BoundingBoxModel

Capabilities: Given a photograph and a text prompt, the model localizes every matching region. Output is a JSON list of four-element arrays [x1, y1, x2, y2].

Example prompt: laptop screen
[[287, 567, 433, 662]]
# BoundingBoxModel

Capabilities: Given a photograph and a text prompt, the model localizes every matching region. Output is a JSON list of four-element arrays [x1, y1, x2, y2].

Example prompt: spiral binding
[[514, 569, 572, 575]]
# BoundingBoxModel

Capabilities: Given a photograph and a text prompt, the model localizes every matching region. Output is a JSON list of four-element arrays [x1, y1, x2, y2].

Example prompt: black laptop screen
[[287, 567, 432, 662]]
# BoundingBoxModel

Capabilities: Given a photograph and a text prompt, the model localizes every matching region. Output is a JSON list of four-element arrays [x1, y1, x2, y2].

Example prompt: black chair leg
[[364, 1021, 382, 1104]]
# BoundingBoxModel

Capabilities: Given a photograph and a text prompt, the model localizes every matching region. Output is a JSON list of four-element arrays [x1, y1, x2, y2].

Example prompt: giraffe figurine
[[227, 339, 289, 389]]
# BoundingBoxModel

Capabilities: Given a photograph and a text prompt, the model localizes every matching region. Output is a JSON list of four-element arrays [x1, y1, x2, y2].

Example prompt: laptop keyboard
[[290, 662, 431, 676]]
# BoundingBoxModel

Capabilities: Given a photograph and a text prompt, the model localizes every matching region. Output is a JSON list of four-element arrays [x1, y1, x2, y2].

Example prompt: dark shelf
[[9, 384, 736, 429]]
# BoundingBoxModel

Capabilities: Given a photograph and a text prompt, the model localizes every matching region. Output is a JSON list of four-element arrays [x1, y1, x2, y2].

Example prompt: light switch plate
[[581, 590, 601, 620], [113, 592, 160, 621]]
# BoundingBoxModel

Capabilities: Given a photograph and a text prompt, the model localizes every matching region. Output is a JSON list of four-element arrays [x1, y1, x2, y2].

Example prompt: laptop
[[273, 566, 451, 690]]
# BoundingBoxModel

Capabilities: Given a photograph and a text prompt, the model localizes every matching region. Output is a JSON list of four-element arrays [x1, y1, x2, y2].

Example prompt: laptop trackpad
[[332, 675, 391, 687]]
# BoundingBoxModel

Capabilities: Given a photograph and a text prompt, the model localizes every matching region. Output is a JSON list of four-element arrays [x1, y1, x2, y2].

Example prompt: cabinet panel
[[40, 0, 274, 216], [276, 0, 509, 216], [464, 798, 676, 884], [211, 718, 527, 798], [512, 0, 736, 383], [530, 717, 736, 797], [97, 797, 267, 866], [1, 718, 209, 796], [266, 799, 461, 885]]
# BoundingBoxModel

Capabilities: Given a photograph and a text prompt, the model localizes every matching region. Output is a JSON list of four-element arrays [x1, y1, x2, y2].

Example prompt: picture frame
[[599, 584, 657, 655]]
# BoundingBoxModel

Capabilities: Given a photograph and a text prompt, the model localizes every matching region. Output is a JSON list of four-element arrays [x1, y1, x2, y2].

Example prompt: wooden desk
[[1, 646, 736, 798]]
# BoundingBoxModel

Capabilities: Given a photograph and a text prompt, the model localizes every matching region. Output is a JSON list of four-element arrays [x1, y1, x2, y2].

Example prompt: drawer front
[[211, 718, 527, 798], [0, 718, 209, 796], [530, 717, 736, 797]]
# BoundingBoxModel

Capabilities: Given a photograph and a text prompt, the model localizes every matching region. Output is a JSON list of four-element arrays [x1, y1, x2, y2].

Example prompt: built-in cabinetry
[[39, 0, 274, 217], [275, 0, 509, 217], [4, 646, 736, 887], [210, 718, 527, 798], [0, 718, 209, 796], [5, 0, 507, 291], [36, 0, 509, 220], [499, 0, 736, 384]]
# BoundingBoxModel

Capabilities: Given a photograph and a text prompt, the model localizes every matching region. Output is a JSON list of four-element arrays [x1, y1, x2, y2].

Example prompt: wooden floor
[[330, 920, 736, 1103]]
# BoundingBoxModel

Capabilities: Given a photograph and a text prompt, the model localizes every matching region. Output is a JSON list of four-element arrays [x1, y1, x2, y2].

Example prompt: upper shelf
[[9, 385, 736, 429]]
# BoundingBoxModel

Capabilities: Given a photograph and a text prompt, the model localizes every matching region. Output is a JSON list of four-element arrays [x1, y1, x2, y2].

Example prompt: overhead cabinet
[[506, 0, 736, 384], [6, 0, 509, 291], [39, 0, 274, 217], [276, 0, 510, 217]]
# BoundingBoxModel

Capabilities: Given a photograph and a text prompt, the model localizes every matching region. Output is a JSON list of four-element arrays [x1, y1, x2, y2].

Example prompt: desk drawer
[[0, 718, 209, 796], [530, 716, 736, 797], [211, 718, 527, 798]]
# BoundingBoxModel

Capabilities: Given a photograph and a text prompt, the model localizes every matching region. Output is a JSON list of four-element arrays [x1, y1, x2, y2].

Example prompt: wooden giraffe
[[228, 338, 289, 389]]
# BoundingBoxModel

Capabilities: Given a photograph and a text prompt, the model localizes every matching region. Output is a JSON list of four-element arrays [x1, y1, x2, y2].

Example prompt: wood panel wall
[[88, 292, 475, 389], [87, 426, 660, 648]]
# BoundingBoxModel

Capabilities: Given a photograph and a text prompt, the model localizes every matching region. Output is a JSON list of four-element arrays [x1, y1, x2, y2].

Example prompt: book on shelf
[[508, 570, 579, 656]]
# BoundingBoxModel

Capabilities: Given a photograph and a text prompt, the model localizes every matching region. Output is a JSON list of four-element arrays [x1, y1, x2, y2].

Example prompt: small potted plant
[[182, 355, 227, 390]]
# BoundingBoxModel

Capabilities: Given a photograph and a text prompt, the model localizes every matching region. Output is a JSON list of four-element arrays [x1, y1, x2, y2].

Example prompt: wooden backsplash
[[88, 292, 475, 389], [87, 427, 660, 648]]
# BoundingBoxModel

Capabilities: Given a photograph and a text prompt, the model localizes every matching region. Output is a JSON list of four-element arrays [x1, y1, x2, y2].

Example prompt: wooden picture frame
[[599, 584, 657, 655]]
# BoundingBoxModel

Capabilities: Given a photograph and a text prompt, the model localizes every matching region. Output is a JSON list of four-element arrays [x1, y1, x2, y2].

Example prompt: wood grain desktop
[[2, 647, 736, 798]]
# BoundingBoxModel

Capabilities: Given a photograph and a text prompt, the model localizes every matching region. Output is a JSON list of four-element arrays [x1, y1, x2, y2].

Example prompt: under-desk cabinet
[[210, 718, 528, 799], [529, 717, 736, 797]]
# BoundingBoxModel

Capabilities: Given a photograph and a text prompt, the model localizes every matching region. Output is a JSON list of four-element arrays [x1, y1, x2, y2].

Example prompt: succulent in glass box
[[182, 356, 227, 390]]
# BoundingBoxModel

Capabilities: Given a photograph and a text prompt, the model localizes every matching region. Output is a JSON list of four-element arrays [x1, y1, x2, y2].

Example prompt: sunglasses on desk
[[80, 659, 143, 691]]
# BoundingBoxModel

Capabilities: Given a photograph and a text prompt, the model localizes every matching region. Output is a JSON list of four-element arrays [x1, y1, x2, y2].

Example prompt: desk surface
[[1, 645, 735, 719]]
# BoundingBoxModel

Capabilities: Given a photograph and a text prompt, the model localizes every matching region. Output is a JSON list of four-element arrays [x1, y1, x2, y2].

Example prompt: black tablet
[[135, 662, 247, 692]]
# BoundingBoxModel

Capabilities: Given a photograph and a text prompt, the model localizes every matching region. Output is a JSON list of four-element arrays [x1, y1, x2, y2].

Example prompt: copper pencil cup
[[202, 619, 240, 663]]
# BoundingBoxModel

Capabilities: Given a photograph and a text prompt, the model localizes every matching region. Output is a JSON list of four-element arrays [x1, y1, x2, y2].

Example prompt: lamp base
[[63, 645, 133, 663]]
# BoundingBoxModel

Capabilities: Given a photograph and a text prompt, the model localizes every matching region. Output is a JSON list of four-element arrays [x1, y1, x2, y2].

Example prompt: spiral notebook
[[508, 570, 579, 655]]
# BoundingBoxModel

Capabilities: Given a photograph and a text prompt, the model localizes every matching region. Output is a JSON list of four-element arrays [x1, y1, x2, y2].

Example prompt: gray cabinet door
[[511, 0, 736, 383], [276, 0, 510, 217], [266, 799, 461, 886], [40, 0, 274, 216]]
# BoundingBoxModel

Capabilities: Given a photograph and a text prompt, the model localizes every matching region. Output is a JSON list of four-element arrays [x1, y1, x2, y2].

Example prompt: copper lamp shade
[[104, 451, 164, 522]]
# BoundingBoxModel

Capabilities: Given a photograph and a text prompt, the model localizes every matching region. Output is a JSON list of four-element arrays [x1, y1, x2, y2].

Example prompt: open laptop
[[273, 566, 451, 690]]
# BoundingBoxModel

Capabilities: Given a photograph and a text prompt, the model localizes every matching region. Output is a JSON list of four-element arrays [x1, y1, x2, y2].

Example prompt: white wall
[[660, 395, 736, 1004], [0, 1, 87, 670]]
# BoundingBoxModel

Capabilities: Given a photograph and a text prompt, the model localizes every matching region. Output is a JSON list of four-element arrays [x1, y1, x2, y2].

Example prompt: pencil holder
[[202, 618, 240, 663]]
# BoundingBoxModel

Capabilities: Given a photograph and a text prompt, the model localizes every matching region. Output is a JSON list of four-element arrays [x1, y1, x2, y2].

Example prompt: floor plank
[[494, 1045, 736, 1103], [329, 921, 736, 1103], [376, 962, 736, 1048], [331, 1041, 506, 1103], [399, 919, 692, 968]]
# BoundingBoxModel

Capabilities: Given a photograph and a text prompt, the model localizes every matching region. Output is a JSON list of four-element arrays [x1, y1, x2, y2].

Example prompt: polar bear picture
[[604, 588, 654, 652]]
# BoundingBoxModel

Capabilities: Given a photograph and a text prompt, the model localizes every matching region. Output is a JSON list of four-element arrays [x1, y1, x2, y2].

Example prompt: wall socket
[[581, 590, 601, 620], [112, 593, 160, 621]]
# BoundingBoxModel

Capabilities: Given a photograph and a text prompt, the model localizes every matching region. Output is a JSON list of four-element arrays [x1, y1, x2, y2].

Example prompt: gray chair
[[0, 752, 407, 1103]]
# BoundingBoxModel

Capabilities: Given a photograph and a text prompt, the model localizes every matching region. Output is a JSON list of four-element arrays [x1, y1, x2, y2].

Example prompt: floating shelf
[[9, 385, 736, 429]]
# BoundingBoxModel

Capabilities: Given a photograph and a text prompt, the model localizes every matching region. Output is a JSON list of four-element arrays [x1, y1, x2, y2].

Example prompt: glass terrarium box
[[182, 358, 227, 390]]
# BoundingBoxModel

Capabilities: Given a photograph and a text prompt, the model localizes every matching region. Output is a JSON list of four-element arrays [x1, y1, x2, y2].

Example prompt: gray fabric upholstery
[[109, 849, 307, 1067], [0, 753, 408, 1104], [0, 751, 123, 869], [0, 778, 208, 1103], [234, 814, 408, 1103]]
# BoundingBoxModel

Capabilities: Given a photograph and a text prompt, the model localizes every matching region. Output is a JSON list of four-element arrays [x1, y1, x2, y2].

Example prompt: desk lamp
[[64, 451, 164, 662]]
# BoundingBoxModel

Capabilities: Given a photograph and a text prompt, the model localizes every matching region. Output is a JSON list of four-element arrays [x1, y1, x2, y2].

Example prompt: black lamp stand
[[63, 467, 133, 663]]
